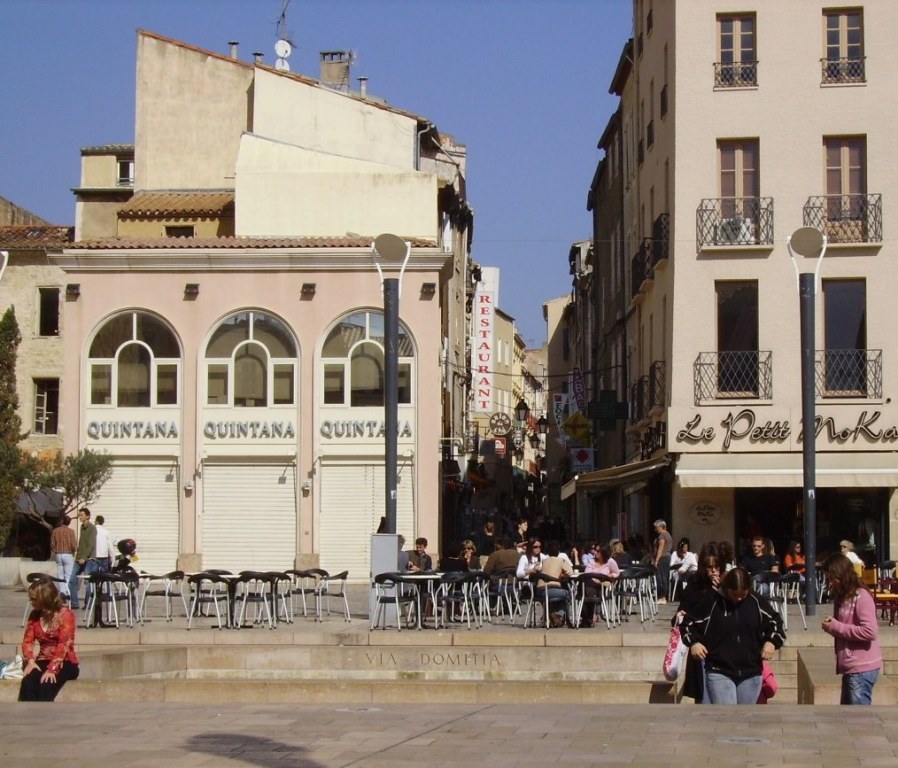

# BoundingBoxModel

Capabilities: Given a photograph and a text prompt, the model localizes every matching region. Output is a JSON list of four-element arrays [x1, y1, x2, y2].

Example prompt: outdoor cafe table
[[396, 571, 443, 629]]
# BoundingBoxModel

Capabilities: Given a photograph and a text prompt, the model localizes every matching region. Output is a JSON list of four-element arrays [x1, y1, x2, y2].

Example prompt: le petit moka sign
[[669, 407, 898, 452]]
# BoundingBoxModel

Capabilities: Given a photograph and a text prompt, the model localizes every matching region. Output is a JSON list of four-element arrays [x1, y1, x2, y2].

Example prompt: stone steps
[[4, 623, 897, 705]]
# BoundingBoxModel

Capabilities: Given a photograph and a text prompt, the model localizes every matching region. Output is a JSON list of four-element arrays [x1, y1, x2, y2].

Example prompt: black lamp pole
[[372, 234, 411, 535], [788, 226, 827, 617], [798, 271, 817, 615], [383, 277, 399, 535]]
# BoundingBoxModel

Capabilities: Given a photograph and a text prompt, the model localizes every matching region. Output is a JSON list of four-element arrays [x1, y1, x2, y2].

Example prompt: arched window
[[206, 311, 296, 407], [321, 310, 414, 406], [88, 312, 180, 406]]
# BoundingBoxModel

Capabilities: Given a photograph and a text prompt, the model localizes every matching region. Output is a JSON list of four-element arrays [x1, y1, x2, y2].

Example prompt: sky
[[1, 0, 633, 345]]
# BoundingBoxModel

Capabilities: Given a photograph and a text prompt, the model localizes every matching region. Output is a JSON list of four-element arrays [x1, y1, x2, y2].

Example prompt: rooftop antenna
[[274, 0, 295, 71]]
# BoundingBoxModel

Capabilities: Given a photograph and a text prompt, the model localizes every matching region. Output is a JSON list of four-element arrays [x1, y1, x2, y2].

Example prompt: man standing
[[94, 515, 116, 572], [653, 519, 673, 605], [70, 508, 98, 610]]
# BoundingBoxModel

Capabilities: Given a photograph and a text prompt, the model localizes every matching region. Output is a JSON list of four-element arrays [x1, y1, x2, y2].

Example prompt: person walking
[[49, 516, 77, 603], [681, 566, 786, 704], [821, 552, 882, 705]]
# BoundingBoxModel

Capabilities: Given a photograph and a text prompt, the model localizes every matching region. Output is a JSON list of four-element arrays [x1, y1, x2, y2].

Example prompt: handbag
[[0, 655, 24, 680], [662, 620, 688, 681]]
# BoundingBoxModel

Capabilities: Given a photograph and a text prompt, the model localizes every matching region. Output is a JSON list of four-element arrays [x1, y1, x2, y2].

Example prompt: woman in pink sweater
[[821, 553, 882, 705]]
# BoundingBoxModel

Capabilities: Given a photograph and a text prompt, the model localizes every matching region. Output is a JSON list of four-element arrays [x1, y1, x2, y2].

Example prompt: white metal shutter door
[[202, 463, 296, 572], [90, 464, 180, 575], [319, 461, 414, 579]]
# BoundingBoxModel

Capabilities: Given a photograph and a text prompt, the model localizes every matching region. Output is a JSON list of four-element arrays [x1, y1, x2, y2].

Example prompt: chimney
[[357, 77, 368, 97], [319, 50, 352, 91], [228, 41, 239, 59], [253, 51, 264, 64]]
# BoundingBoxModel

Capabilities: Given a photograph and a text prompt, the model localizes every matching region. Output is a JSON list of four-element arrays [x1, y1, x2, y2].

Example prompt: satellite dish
[[275, 58, 291, 71], [275, 39, 292, 58]]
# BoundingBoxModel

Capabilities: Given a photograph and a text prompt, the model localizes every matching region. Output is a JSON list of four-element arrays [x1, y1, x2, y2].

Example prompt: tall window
[[824, 136, 866, 238], [38, 287, 60, 336], [823, 9, 864, 83], [717, 15, 757, 86], [719, 140, 759, 227], [321, 311, 414, 406], [823, 279, 866, 394], [717, 281, 758, 394], [206, 311, 296, 407], [33, 379, 59, 434], [89, 312, 180, 406]]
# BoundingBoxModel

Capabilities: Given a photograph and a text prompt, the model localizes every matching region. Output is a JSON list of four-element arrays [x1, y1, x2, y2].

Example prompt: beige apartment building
[[0, 198, 71, 460], [49, 30, 472, 578], [566, 0, 898, 563]]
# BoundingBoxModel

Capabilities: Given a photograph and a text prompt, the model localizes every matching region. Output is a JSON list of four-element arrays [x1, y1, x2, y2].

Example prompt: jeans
[[55, 554, 75, 598], [656, 555, 671, 600], [704, 672, 762, 704], [841, 669, 879, 705], [70, 558, 99, 609]]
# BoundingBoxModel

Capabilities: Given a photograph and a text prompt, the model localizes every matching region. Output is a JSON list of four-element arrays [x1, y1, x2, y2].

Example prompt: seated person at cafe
[[740, 536, 780, 575], [538, 541, 574, 627], [407, 538, 433, 572], [483, 536, 521, 575]]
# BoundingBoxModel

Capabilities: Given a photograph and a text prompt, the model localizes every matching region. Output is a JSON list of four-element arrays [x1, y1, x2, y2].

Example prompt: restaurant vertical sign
[[473, 268, 498, 413]]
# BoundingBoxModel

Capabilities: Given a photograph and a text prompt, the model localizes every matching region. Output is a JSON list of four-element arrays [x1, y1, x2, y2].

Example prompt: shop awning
[[675, 452, 898, 488], [561, 456, 671, 500]]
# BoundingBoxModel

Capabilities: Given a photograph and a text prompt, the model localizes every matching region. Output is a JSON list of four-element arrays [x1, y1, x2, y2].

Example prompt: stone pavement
[[4, 700, 898, 767]]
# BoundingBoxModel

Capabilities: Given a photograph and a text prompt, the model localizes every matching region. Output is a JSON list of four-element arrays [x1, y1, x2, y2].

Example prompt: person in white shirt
[[671, 537, 699, 575], [94, 515, 117, 572], [839, 540, 865, 566], [516, 539, 548, 579]]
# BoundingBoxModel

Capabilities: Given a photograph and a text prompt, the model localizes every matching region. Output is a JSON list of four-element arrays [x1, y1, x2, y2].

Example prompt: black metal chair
[[138, 570, 187, 623], [187, 572, 230, 630], [85, 570, 138, 628], [234, 571, 275, 629], [313, 569, 351, 621], [370, 572, 418, 630]]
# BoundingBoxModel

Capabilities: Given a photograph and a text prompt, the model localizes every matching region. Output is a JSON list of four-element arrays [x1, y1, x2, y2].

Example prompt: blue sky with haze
[[2, 0, 632, 344]]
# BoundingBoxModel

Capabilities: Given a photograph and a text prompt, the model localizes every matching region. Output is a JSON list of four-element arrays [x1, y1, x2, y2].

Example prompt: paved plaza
[[5, 700, 898, 767], [2, 582, 898, 766]]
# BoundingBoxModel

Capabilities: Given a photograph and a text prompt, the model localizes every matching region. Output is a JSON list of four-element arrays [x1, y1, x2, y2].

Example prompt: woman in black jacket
[[675, 541, 726, 702], [681, 566, 786, 705]]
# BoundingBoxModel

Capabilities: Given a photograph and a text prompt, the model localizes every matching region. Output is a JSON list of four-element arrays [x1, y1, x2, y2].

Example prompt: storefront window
[[205, 311, 297, 407], [321, 310, 414, 406], [88, 312, 180, 407]]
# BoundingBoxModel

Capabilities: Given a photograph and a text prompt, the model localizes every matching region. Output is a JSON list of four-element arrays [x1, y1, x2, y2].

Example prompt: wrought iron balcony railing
[[630, 239, 652, 299], [651, 213, 670, 266], [821, 56, 866, 85], [693, 350, 773, 404], [696, 197, 774, 247], [649, 360, 666, 411], [803, 194, 882, 244], [714, 60, 758, 88], [630, 215, 671, 300], [815, 349, 882, 399], [630, 375, 650, 424]]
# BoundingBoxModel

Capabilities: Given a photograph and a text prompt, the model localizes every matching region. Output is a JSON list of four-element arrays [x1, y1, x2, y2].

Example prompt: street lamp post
[[371, 233, 411, 534], [786, 226, 828, 616]]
